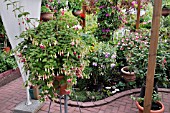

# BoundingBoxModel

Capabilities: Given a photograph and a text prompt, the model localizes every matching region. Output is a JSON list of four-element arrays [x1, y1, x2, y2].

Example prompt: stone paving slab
[[0, 77, 170, 113]]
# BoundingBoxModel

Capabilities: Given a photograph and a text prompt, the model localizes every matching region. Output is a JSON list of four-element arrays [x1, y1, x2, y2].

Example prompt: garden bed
[[53, 88, 170, 108], [0, 68, 21, 87]]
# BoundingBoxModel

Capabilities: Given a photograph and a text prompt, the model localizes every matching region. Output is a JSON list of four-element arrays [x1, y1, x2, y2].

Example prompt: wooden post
[[136, 0, 141, 29], [143, 0, 162, 113]]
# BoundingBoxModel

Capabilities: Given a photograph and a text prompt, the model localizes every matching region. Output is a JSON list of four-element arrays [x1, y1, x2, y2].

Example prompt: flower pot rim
[[136, 101, 165, 113], [121, 66, 135, 75]]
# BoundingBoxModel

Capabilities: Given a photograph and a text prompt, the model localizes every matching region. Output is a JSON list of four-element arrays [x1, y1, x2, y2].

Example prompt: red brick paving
[[0, 77, 170, 113]]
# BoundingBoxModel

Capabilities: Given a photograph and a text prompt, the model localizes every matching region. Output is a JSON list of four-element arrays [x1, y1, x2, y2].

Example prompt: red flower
[[40, 44, 45, 49], [80, 13, 85, 19], [163, 58, 167, 64], [21, 58, 26, 62]]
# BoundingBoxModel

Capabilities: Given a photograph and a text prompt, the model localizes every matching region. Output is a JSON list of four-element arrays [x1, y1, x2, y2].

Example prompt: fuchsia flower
[[40, 44, 45, 49], [71, 41, 75, 46], [105, 13, 110, 17], [21, 58, 26, 62], [163, 58, 167, 64], [67, 79, 72, 83], [61, 10, 65, 15], [17, 53, 22, 57]]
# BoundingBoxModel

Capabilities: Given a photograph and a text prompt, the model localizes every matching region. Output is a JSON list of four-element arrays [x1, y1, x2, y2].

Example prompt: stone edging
[[54, 88, 170, 108], [0, 68, 21, 87]]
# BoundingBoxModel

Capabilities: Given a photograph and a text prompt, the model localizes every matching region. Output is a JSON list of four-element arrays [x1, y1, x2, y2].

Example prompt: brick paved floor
[[0, 77, 170, 113]]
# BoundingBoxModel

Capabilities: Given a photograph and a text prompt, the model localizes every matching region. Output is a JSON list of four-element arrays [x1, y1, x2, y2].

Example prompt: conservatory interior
[[0, 0, 170, 113]]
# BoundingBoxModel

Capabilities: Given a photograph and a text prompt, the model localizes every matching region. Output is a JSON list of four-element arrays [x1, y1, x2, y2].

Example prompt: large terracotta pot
[[40, 12, 54, 21], [136, 101, 164, 113], [121, 66, 136, 82]]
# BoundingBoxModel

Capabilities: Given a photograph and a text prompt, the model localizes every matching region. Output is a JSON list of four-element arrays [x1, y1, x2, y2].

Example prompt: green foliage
[[41, 6, 51, 13], [68, 0, 84, 10], [70, 90, 105, 102], [0, 51, 17, 73], [131, 91, 161, 103]]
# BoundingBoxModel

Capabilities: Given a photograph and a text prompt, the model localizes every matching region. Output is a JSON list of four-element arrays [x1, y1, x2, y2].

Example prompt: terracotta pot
[[3, 47, 10, 53], [136, 101, 164, 113], [121, 66, 136, 82], [162, 8, 170, 17], [55, 76, 64, 81], [59, 84, 70, 95], [40, 12, 54, 21]]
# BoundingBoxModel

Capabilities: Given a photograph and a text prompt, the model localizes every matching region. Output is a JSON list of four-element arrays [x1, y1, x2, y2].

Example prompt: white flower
[[111, 63, 116, 68], [72, 25, 82, 30]]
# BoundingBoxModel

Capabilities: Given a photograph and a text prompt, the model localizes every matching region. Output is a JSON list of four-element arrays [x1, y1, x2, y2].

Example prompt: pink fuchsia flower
[[105, 13, 110, 17], [122, 39, 124, 42], [118, 42, 121, 45], [143, 22, 147, 24], [61, 9, 65, 15], [40, 44, 45, 49], [67, 79, 72, 83], [21, 58, 26, 62], [70, 41, 75, 46], [17, 53, 22, 57], [163, 58, 167, 64], [46, 4, 50, 8], [120, 47, 124, 50], [135, 32, 139, 36]]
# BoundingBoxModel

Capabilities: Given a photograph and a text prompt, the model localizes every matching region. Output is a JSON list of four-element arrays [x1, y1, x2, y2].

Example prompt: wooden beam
[[136, 0, 141, 29], [143, 0, 162, 113]]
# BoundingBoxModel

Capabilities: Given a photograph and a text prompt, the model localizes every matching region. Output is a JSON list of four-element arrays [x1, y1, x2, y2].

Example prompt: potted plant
[[117, 29, 150, 82], [29, 85, 42, 100], [16, 11, 89, 101], [131, 91, 164, 113]]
